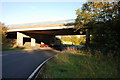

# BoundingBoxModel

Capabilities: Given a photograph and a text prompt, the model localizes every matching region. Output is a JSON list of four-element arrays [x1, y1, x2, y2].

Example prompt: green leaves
[[75, 1, 120, 54], [0, 22, 8, 44]]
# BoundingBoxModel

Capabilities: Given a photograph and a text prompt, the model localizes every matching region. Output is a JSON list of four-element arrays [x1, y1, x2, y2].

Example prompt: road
[[2, 48, 57, 78]]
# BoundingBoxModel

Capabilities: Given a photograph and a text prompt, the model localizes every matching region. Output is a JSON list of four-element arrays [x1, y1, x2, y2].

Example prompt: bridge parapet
[[8, 25, 74, 32]]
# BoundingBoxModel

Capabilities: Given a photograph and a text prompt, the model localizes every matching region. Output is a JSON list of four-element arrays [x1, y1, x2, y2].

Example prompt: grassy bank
[[38, 48, 119, 78], [2, 47, 26, 51], [2, 46, 41, 51]]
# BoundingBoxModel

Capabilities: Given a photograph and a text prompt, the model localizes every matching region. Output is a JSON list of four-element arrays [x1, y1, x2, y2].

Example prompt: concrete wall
[[16, 32, 36, 47]]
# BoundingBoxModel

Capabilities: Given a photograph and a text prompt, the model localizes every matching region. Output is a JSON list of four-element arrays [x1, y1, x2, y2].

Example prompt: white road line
[[27, 56, 54, 80]]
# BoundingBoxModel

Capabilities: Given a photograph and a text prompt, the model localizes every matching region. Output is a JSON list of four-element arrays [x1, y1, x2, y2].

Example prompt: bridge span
[[7, 22, 85, 47]]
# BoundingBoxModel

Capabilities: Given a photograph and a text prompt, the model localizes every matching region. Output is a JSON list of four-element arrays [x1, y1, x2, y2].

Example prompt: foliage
[[61, 36, 71, 42], [75, 1, 120, 54], [71, 35, 85, 45], [75, 2, 118, 26], [0, 22, 7, 44], [0, 22, 17, 49], [60, 35, 85, 45]]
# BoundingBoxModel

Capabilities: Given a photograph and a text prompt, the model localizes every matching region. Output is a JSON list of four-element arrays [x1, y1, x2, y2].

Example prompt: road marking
[[27, 56, 54, 80]]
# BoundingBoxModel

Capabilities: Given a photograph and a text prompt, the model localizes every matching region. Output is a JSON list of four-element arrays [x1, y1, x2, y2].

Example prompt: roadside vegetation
[[38, 48, 119, 78], [37, 1, 120, 78], [75, 1, 120, 55], [2, 47, 26, 51], [1, 22, 20, 51], [1, 1, 120, 78], [1, 22, 28, 51], [60, 35, 86, 45], [0, 22, 7, 48]]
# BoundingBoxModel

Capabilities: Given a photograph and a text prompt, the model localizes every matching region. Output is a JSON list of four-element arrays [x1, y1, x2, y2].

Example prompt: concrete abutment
[[17, 32, 36, 47]]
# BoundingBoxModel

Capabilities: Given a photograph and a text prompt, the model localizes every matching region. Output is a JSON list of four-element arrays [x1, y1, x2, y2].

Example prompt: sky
[[1, 2, 86, 25]]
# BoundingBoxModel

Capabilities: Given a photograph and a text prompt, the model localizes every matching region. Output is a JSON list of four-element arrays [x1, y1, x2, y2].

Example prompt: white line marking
[[27, 56, 54, 80]]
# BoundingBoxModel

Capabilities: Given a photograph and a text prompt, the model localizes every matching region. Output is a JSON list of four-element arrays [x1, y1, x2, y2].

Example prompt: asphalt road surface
[[2, 48, 57, 79]]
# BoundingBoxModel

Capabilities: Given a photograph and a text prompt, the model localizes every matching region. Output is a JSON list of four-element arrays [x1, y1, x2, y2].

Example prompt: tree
[[0, 22, 7, 44], [75, 2, 102, 47], [75, 1, 120, 54]]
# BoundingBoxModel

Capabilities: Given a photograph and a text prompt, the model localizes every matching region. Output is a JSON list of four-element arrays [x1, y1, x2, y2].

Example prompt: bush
[[0, 22, 7, 44]]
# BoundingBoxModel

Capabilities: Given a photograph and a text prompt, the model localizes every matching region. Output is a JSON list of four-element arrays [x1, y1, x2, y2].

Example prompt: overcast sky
[[1, 2, 86, 25]]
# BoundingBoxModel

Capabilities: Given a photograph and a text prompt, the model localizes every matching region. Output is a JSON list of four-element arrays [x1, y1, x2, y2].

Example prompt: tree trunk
[[86, 29, 90, 48]]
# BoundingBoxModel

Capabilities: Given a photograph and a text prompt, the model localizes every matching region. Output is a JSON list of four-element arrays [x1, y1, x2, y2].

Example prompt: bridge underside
[[7, 28, 86, 47]]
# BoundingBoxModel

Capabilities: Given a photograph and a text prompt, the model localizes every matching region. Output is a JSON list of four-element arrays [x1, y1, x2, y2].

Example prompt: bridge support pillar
[[31, 38, 36, 46], [17, 32, 23, 46]]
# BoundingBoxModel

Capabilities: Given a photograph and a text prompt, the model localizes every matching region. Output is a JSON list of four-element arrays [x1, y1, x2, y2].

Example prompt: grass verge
[[37, 48, 119, 78], [2, 47, 26, 51]]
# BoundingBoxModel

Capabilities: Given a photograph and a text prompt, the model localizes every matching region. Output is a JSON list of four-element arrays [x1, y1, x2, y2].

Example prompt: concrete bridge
[[7, 20, 86, 47]]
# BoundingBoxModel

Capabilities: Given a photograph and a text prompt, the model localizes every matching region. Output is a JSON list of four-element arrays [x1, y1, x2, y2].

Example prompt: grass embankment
[[2, 46, 40, 51], [39, 48, 119, 78], [2, 47, 26, 51]]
